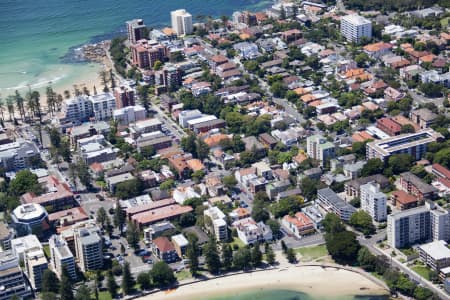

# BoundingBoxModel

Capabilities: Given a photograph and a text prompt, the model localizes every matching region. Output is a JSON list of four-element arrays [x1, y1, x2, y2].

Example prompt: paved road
[[255, 77, 306, 124], [358, 230, 450, 300], [150, 101, 187, 141]]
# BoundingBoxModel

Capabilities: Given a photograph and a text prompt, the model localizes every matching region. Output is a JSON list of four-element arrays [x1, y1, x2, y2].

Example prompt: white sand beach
[[141, 265, 389, 300]]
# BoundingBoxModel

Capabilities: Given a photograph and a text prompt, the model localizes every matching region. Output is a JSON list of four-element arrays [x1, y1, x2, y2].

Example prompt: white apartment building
[[171, 9, 193, 36], [306, 134, 335, 167], [366, 129, 443, 161], [204, 206, 228, 241], [11, 234, 42, 262], [113, 105, 147, 126], [24, 248, 48, 290], [340, 14, 372, 43], [360, 182, 387, 222], [49, 235, 76, 280], [232, 217, 273, 245], [387, 202, 450, 248], [74, 227, 103, 272], [91, 92, 116, 121], [61, 95, 93, 124], [178, 109, 203, 128], [431, 204, 450, 242]]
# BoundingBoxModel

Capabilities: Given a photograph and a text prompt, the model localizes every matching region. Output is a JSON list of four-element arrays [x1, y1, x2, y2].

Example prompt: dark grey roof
[[318, 187, 356, 213], [401, 172, 438, 195]]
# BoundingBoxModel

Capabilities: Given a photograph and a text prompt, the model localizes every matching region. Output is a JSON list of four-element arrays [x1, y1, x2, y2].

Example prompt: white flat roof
[[342, 14, 371, 26], [419, 240, 450, 260]]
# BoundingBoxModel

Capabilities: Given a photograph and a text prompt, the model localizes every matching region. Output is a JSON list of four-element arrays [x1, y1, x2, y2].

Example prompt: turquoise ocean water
[[0, 0, 272, 94], [206, 289, 390, 300]]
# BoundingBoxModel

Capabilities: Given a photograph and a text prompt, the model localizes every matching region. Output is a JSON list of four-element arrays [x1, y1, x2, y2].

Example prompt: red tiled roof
[[391, 190, 418, 205], [283, 212, 313, 230], [48, 207, 89, 224], [433, 163, 450, 180], [152, 236, 175, 252], [131, 204, 193, 225]]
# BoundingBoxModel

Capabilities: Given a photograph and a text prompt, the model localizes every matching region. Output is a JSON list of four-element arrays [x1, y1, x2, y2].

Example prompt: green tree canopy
[[349, 210, 376, 236], [150, 261, 176, 287], [9, 169, 42, 197]]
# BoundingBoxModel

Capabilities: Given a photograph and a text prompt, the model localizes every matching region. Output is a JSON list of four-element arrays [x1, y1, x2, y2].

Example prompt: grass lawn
[[441, 17, 449, 27], [175, 269, 192, 281], [295, 244, 328, 262], [411, 265, 431, 280], [95, 291, 112, 300], [230, 237, 245, 249], [43, 245, 51, 259]]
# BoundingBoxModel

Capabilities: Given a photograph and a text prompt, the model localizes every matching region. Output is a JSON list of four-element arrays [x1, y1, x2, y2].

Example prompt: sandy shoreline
[[141, 266, 389, 300]]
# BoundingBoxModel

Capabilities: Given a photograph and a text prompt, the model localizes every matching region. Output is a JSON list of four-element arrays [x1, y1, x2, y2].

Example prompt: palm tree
[[99, 70, 109, 93], [82, 86, 90, 96], [0, 95, 5, 122], [63, 90, 71, 99], [109, 69, 116, 89], [26, 89, 36, 119], [46, 86, 57, 116], [14, 90, 25, 121], [73, 84, 81, 97], [5, 95, 15, 122], [56, 94, 63, 111]]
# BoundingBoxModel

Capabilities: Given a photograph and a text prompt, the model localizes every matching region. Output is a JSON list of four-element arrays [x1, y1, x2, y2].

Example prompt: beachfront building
[[60, 95, 93, 124], [232, 217, 272, 245], [366, 129, 443, 161], [204, 206, 228, 242], [418, 240, 450, 271], [171, 9, 193, 36], [126, 19, 147, 44], [387, 202, 450, 248], [340, 14, 372, 43], [360, 182, 387, 222], [49, 235, 77, 280], [306, 134, 335, 167], [91, 92, 116, 121], [282, 212, 315, 238], [152, 236, 178, 263], [317, 188, 356, 222]]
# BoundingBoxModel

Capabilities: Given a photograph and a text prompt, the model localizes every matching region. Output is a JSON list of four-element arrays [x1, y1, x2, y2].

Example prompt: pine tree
[[265, 243, 276, 265], [59, 267, 74, 300], [96, 207, 107, 228], [251, 242, 263, 267], [107, 270, 118, 299], [121, 262, 135, 295], [204, 237, 221, 274], [186, 236, 199, 276], [222, 243, 233, 270], [114, 199, 125, 233], [126, 221, 140, 250]]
